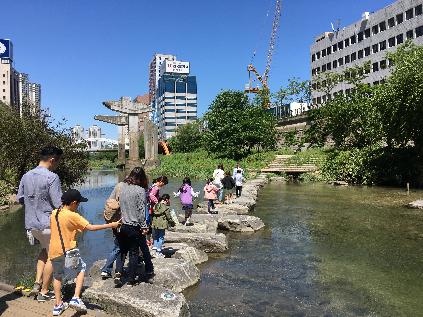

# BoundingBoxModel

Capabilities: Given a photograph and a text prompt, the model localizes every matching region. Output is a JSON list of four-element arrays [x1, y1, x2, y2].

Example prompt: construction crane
[[245, 0, 282, 108]]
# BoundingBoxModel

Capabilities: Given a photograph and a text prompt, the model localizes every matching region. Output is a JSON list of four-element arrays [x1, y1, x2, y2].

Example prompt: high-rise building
[[156, 59, 197, 140], [18, 73, 41, 116], [148, 54, 176, 122], [88, 125, 102, 139], [0, 39, 42, 116], [310, 0, 423, 105], [72, 125, 84, 142], [0, 39, 19, 111]]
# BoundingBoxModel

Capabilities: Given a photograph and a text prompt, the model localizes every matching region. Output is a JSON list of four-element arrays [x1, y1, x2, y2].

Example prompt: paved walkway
[[0, 289, 111, 317]]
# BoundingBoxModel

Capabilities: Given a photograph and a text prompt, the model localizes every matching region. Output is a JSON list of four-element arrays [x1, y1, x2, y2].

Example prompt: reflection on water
[[2, 171, 423, 317], [185, 183, 423, 317]]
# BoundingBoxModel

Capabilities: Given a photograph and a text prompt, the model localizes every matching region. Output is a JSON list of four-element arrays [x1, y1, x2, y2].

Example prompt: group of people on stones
[[17, 146, 246, 316], [205, 163, 245, 213]]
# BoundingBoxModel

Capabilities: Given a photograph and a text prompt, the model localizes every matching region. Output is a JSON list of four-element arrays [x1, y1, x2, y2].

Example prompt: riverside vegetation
[[0, 102, 89, 206]]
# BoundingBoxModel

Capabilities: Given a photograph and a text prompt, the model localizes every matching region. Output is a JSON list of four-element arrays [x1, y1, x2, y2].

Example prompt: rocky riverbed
[[84, 174, 270, 316]]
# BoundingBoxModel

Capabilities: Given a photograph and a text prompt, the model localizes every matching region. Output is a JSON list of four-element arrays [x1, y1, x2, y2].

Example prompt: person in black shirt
[[221, 171, 236, 204]]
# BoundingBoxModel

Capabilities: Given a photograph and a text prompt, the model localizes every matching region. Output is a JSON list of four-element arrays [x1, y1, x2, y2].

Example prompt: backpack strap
[[54, 207, 66, 256], [115, 182, 123, 201]]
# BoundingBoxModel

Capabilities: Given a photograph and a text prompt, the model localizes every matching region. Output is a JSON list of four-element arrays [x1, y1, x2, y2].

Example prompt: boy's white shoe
[[69, 297, 87, 313], [53, 302, 69, 316]]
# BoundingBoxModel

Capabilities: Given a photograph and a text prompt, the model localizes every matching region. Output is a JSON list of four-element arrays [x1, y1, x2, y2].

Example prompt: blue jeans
[[218, 188, 224, 202], [153, 229, 165, 252], [101, 237, 120, 274]]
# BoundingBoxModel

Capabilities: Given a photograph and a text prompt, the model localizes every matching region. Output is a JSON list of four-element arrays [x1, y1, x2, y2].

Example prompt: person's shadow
[[0, 292, 22, 315]]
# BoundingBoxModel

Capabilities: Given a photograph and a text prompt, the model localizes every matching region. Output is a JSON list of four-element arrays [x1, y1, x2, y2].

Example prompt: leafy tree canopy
[[203, 90, 277, 160]]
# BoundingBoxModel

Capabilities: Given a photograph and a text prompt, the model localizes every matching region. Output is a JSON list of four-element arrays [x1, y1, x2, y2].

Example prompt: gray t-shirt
[[17, 166, 62, 230], [111, 182, 147, 228]]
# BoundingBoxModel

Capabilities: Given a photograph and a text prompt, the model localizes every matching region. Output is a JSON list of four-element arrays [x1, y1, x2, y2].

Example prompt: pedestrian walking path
[[0, 288, 110, 317], [261, 154, 317, 173]]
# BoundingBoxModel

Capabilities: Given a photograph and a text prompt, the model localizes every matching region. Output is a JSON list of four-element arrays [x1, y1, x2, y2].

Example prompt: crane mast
[[245, 0, 282, 109]]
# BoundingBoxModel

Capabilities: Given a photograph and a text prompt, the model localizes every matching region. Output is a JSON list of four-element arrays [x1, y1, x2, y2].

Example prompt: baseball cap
[[61, 189, 88, 205]]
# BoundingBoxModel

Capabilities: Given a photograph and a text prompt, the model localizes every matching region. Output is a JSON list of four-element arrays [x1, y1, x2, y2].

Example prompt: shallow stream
[[1, 171, 423, 316]]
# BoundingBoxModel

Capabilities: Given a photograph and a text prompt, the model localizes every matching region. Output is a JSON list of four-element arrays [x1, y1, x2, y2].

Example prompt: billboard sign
[[0, 39, 13, 60], [160, 60, 190, 75]]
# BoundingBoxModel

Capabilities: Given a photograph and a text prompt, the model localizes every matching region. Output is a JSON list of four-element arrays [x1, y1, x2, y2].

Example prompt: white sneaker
[[155, 252, 165, 258], [69, 297, 87, 313], [53, 302, 69, 316]]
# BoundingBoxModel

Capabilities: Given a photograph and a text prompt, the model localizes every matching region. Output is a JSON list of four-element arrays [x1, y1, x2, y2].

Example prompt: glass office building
[[156, 74, 197, 139]]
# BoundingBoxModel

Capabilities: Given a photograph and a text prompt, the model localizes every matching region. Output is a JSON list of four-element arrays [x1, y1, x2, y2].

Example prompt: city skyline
[[1, 0, 394, 139]]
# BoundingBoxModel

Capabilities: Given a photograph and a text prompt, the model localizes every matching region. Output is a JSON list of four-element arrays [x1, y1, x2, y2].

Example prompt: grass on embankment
[[150, 150, 276, 180]]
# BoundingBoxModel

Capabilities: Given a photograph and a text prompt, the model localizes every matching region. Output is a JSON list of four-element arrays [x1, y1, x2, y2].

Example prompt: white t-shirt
[[234, 173, 244, 186], [232, 167, 244, 178], [213, 169, 225, 188]]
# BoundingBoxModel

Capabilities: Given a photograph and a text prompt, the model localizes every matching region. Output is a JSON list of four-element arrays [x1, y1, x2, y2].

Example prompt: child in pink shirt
[[204, 178, 219, 214]]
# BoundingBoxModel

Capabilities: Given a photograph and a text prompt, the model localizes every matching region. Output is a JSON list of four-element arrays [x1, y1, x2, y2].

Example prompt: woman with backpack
[[100, 181, 124, 279], [114, 167, 154, 287]]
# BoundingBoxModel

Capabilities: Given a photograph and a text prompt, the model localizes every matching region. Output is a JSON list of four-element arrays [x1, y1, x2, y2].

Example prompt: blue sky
[[1, 0, 393, 139]]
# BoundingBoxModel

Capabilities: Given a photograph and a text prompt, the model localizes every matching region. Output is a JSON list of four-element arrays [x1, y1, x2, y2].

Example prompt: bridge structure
[[95, 97, 159, 169], [261, 155, 318, 178]]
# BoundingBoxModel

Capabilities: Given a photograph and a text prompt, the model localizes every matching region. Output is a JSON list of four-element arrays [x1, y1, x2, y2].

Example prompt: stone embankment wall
[[85, 174, 271, 317]]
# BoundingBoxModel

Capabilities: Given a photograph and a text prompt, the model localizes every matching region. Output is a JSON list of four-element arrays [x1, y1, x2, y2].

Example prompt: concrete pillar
[[118, 125, 126, 164], [128, 114, 140, 162], [144, 120, 152, 160]]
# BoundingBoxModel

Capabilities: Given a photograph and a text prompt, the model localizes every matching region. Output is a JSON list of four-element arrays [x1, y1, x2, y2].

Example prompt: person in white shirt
[[212, 164, 225, 202], [232, 162, 244, 179], [234, 169, 245, 197]]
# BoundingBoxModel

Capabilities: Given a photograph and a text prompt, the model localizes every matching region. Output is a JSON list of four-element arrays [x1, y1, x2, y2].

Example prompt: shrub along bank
[[0, 102, 89, 206], [150, 150, 276, 180]]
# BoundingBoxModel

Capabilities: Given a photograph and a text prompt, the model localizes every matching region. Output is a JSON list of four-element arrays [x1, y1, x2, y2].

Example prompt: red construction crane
[[245, 0, 282, 108]]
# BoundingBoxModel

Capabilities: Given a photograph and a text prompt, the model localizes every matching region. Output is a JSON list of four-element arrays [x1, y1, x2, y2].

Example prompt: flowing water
[[1, 171, 423, 316]]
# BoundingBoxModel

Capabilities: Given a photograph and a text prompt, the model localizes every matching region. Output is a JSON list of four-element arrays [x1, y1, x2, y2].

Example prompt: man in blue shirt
[[17, 146, 63, 301]]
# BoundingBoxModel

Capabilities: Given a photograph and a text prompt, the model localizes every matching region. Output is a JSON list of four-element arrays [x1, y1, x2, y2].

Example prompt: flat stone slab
[[408, 200, 423, 209], [164, 243, 208, 265], [191, 214, 265, 232], [169, 221, 217, 233], [90, 258, 200, 293], [217, 214, 265, 232], [165, 231, 228, 253], [84, 278, 189, 317]]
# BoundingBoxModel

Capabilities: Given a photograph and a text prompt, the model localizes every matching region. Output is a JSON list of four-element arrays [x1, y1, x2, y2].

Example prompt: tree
[[0, 102, 89, 202], [273, 78, 311, 106], [373, 42, 423, 154], [305, 62, 381, 148], [168, 120, 204, 153], [203, 90, 277, 159]]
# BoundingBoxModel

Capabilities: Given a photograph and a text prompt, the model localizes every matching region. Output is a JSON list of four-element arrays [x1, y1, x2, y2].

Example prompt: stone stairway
[[261, 155, 318, 173]]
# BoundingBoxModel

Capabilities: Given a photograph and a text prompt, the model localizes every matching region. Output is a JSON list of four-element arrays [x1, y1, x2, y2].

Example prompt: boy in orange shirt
[[49, 189, 120, 316]]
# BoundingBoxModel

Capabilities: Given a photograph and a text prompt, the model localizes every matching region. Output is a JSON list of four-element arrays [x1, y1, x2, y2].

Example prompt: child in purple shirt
[[174, 177, 199, 225]]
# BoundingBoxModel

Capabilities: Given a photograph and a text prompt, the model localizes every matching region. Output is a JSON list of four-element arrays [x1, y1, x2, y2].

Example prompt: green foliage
[[373, 42, 423, 152], [281, 131, 298, 147], [150, 150, 275, 180], [321, 148, 376, 185], [203, 90, 277, 160], [306, 83, 382, 149], [273, 78, 311, 105], [305, 44, 423, 186], [89, 151, 118, 162], [0, 102, 89, 203], [168, 121, 204, 153]]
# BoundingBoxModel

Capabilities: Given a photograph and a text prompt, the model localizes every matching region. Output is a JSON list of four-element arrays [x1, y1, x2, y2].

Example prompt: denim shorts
[[51, 251, 86, 280], [182, 204, 194, 210]]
